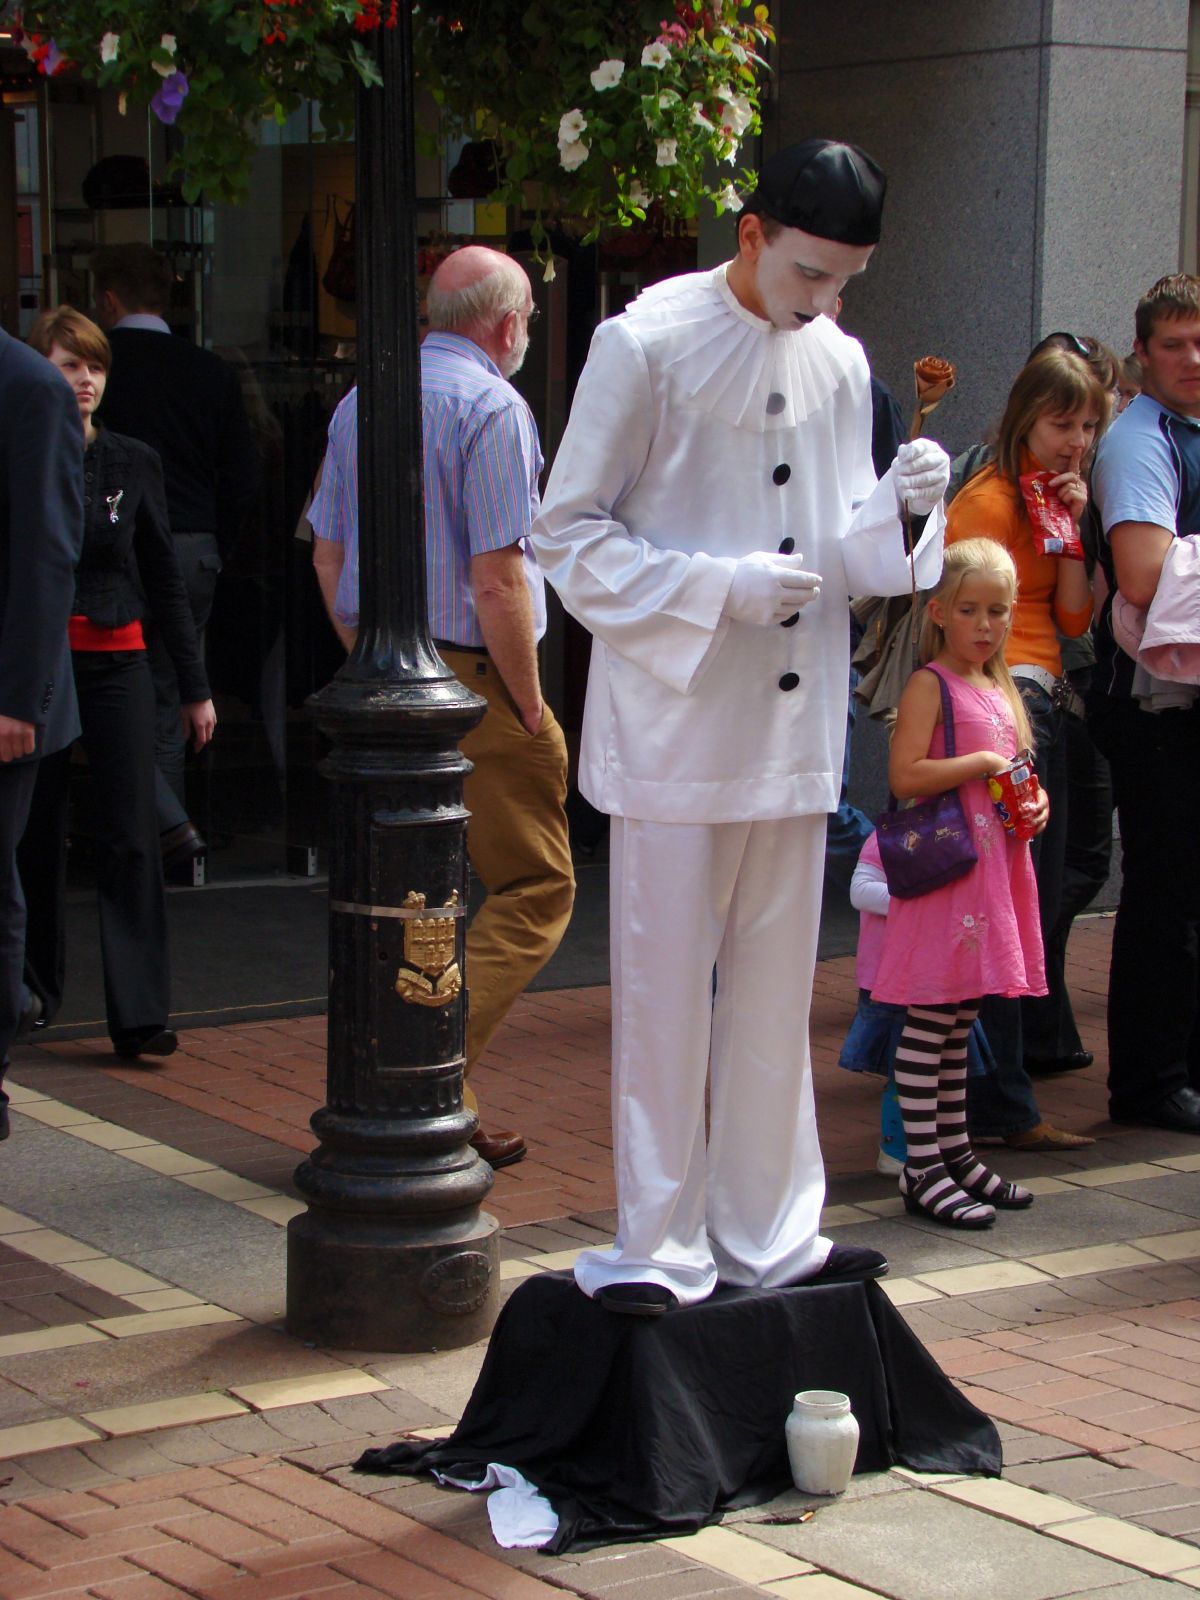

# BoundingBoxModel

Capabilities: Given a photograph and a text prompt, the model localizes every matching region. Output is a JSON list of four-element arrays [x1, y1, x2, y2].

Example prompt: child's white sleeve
[[850, 854, 891, 918]]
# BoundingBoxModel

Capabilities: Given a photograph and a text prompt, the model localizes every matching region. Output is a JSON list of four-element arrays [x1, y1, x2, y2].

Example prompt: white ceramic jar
[[784, 1389, 860, 1496]]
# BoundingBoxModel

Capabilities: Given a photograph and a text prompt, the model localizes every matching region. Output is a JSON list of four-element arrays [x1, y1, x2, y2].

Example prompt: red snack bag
[[987, 757, 1041, 842], [1019, 471, 1084, 560]]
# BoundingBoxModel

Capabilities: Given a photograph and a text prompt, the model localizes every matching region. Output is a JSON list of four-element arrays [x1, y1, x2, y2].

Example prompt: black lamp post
[[286, 11, 499, 1352]]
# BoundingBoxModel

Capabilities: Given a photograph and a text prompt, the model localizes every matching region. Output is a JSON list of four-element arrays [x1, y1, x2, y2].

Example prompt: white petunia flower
[[559, 139, 590, 172], [691, 103, 714, 130], [628, 179, 649, 207], [723, 93, 753, 136], [589, 58, 624, 91], [655, 138, 678, 167], [99, 31, 119, 63], [542, 257, 557, 283], [152, 33, 178, 76], [658, 89, 680, 109], [558, 108, 587, 142], [717, 182, 743, 212], [641, 41, 671, 69]]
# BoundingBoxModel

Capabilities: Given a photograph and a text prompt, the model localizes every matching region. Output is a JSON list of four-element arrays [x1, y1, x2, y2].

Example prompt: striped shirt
[[307, 333, 546, 644]]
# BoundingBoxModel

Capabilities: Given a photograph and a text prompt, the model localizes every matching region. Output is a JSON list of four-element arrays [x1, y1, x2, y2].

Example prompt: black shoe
[[800, 1244, 890, 1285], [1026, 1050, 1093, 1076], [160, 821, 205, 871], [1111, 1086, 1200, 1133], [0, 1099, 8, 1141], [596, 1282, 680, 1316], [13, 991, 42, 1042], [113, 1027, 178, 1060]]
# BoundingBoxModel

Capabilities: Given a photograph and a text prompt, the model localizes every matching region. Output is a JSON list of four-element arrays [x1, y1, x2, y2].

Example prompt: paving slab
[[741, 1486, 1131, 1600], [0, 1124, 288, 1318], [1107, 1179, 1200, 1224], [929, 1189, 1200, 1262], [0, 1320, 355, 1414], [1064, 1585, 1200, 1599], [820, 1216, 1007, 1279]]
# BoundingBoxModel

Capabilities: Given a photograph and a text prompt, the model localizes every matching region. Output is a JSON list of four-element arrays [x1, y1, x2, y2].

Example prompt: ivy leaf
[[349, 38, 383, 88]]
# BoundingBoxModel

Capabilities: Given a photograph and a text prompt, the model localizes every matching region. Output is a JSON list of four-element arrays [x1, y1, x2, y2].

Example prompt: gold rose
[[901, 355, 957, 668]]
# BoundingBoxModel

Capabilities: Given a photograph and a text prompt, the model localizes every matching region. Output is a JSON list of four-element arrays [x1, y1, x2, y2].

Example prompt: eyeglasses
[[524, 302, 541, 324], [1043, 330, 1089, 357]]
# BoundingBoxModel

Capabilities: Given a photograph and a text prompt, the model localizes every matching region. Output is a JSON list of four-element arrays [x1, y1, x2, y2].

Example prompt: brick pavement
[[23, 918, 1119, 1230], [8, 911, 1200, 1599]]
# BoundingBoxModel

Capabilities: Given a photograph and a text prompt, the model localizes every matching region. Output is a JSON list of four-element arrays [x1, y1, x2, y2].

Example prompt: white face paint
[[750, 225, 876, 331]]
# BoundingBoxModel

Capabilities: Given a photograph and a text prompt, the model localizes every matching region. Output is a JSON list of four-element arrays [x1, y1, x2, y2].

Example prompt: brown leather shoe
[[469, 1128, 527, 1169], [1004, 1121, 1094, 1151]]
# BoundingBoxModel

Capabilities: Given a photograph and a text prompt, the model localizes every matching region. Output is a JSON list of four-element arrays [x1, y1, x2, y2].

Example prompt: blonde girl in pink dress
[[872, 538, 1048, 1228]]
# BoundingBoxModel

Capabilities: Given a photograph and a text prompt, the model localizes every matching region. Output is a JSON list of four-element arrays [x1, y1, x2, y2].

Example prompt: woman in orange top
[[945, 348, 1110, 1152]]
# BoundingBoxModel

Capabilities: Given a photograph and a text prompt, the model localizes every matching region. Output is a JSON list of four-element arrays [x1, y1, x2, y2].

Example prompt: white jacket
[[531, 265, 944, 823]]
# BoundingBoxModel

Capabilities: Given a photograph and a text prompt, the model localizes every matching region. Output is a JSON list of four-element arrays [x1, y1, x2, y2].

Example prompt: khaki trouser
[[442, 649, 575, 1117]]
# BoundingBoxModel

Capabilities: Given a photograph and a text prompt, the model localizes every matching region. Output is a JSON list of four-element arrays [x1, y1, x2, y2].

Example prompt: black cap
[[744, 139, 886, 246]]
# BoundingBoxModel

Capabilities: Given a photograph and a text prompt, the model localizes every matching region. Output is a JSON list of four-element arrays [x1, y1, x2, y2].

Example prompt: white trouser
[[574, 814, 831, 1305]]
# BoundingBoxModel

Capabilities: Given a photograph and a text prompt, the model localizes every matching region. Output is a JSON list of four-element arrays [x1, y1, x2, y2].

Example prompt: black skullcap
[[744, 139, 887, 246]]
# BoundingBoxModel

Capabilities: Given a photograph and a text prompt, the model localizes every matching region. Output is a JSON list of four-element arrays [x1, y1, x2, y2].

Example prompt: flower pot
[[784, 1389, 859, 1496]]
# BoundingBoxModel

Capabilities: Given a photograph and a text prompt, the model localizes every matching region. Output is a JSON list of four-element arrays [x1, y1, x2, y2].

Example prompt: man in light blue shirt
[[310, 247, 574, 1170], [1089, 273, 1200, 1135]]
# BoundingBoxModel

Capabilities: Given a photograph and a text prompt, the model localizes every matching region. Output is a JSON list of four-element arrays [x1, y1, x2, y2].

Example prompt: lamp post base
[[286, 1208, 500, 1352]]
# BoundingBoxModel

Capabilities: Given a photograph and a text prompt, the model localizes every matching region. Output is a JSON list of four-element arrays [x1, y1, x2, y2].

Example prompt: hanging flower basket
[[6, 0, 773, 231], [415, 1, 775, 261]]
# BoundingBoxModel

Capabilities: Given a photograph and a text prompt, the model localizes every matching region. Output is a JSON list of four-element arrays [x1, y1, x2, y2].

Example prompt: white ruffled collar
[[623, 263, 857, 432]]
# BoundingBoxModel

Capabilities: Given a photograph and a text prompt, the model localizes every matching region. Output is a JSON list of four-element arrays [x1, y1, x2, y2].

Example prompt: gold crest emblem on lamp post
[[394, 890, 462, 1007]]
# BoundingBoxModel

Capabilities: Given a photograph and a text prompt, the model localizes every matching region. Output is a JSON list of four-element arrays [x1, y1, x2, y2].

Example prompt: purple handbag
[[875, 668, 979, 900]]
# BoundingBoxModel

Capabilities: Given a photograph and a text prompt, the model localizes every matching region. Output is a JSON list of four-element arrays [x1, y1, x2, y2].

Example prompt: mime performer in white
[[531, 140, 949, 1315]]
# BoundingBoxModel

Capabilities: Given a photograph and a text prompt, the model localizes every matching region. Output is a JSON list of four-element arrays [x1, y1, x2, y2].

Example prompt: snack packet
[[987, 756, 1041, 842], [1019, 471, 1084, 560]]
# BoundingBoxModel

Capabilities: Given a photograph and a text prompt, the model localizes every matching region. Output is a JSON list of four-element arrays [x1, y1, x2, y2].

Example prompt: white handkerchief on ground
[[434, 1461, 559, 1548]]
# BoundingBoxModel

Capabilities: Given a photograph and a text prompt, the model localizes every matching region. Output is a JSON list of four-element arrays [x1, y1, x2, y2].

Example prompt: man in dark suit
[[0, 327, 84, 1138], [91, 244, 258, 873]]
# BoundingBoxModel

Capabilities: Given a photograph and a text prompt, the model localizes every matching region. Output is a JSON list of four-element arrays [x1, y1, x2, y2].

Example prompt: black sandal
[[899, 1165, 995, 1229]]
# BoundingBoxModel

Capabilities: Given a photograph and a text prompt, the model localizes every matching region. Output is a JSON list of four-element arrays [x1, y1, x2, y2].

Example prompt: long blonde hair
[[919, 538, 1034, 754]]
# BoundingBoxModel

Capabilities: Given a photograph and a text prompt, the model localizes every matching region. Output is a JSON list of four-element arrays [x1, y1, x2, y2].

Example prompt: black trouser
[[1022, 705, 1114, 1062], [968, 681, 1067, 1136], [19, 650, 169, 1042], [146, 530, 220, 830], [0, 758, 38, 1106], [1086, 692, 1200, 1117]]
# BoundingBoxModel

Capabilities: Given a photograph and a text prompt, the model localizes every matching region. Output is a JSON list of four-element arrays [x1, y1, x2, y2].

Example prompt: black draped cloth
[[357, 1272, 1000, 1553]]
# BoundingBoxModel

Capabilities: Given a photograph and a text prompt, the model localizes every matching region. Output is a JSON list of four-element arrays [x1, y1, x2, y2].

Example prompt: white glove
[[724, 552, 822, 626], [893, 438, 951, 515]]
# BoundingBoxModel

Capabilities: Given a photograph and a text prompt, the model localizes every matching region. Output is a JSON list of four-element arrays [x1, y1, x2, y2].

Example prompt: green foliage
[[413, 2, 774, 261], [10, 0, 773, 235]]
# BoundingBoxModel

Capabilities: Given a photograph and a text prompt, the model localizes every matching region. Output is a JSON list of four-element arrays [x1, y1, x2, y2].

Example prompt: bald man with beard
[[309, 247, 575, 1169]]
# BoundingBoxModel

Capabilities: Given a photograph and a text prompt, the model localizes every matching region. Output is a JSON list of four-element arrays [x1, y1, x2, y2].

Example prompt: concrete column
[[771, 0, 1189, 449]]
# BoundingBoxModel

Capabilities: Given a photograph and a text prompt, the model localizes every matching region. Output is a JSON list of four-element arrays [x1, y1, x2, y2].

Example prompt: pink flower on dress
[[973, 810, 996, 857], [954, 911, 989, 954]]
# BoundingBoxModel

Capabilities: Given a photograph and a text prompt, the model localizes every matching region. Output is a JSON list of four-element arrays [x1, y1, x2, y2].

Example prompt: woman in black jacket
[[19, 307, 216, 1058]]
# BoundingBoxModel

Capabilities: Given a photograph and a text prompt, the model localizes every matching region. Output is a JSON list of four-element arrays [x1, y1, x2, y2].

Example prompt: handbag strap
[[885, 665, 959, 813], [927, 665, 958, 757]]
